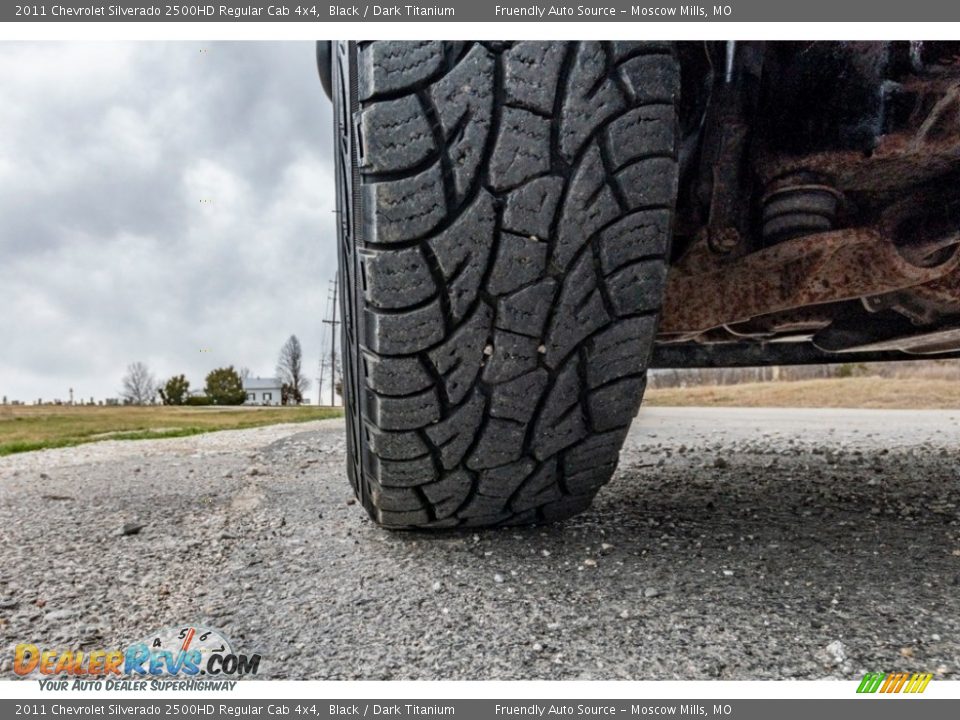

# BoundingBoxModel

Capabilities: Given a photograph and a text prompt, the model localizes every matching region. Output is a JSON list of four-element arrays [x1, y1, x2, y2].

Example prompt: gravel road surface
[[1, 408, 958, 680]]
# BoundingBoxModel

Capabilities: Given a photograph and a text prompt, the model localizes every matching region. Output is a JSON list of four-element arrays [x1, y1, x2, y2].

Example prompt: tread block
[[428, 302, 493, 405], [363, 353, 433, 396], [618, 54, 680, 104], [538, 356, 580, 423], [544, 254, 610, 368], [489, 106, 551, 191], [358, 41, 445, 100], [553, 143, 621, 271], [369, 482, 427, 512], [466, 418, 527, 470], [477, 458, 536, 498], [615, 157, 679, 210], [363, 301, 445, 355], [560, 42, 625, 161], [364, 387, 441, 431], [585, 316, 657, 389], [424, 390, 485, 469], [482, 330, 540, 383], [422, 469, 473, 519], [503, 42, 566, 115], [606, 260, 667, 316], [459, 493, 510, 519], [430, 44, 495, 200], [376, 507, 432, 527], [532, 358, 588, 460], [428, 190, 495, 322], [361, 246, 436, 309], [536, 411, 586, 461], [359, 94, 435, 173], [605, 105, 675, 171], [564, 468, 611, 497], [363, 162, 446, 243], [369, 454, 437, 487], [597, 209, 671, 275], [511, 459, 562, 512], [490, 369, 548, 424], [610, 42, 673, 62], [564, 427, 628, 477], [502, 176, 563, 240], [496, 279, 557, 337], [365, 425, 430, 460], [488, 232, 549, 296], [587, 377, 646, 432]]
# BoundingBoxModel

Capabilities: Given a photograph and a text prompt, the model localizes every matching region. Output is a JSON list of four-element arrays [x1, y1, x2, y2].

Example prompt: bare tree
[[277, 335, 311, 404], [121, 362, 157, 405]]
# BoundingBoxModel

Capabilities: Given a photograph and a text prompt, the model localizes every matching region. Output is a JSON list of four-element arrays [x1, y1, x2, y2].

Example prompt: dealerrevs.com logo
[[13, 625, 261, 690]]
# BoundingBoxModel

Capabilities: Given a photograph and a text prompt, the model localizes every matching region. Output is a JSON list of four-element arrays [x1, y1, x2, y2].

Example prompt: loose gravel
[[1, 408, 958, 680]]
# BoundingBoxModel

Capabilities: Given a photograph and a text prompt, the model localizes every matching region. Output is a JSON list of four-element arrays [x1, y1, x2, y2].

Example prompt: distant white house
[[243, 377, 283, 406]]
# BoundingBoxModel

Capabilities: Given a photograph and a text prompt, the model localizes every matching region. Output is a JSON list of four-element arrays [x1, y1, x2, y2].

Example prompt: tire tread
[[337, 41, 678, 528]]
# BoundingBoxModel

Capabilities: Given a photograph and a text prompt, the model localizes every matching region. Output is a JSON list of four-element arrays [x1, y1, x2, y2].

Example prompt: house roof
[[243, 377, 282, 390]]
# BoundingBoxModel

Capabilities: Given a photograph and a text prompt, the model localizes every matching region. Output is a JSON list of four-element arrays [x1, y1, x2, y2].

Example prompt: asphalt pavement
[[1, 407, 958, 680]]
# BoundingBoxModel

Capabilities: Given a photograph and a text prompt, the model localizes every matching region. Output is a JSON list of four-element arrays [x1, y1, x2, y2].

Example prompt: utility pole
[[322, 274, 340, 406], [317, 341, 325, 407]]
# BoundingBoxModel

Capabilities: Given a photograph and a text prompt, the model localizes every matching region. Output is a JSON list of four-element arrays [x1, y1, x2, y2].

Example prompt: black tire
[[332, 41, 679, 529]]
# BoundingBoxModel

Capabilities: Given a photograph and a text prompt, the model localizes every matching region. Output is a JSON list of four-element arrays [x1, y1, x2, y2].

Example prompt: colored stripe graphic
[[906, 673, 934, 693], [857, 672, 933, 694], [891, 673, 905, 692], [879, 673, 894, 693], [856, 673, 885, 693]]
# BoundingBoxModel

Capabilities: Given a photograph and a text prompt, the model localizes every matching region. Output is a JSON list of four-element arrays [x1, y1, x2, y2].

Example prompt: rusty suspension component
[[659, 228, 960, 337]]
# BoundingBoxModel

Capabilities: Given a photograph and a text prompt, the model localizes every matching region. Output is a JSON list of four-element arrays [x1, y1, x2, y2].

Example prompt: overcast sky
[[0, 41, 337, 403]]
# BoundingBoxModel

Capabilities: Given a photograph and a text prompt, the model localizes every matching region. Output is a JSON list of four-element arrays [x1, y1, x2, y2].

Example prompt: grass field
[[3, 377, 955, 457], [644, 377, 960, 410], [0, 405, 344, 456]]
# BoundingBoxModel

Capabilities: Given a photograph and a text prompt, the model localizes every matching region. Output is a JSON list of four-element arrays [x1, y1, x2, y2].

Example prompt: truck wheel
[[332, 41, 679, 528]]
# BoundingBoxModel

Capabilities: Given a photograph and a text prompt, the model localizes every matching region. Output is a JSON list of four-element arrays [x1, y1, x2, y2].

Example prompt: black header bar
[[6, 1, 960, 23]]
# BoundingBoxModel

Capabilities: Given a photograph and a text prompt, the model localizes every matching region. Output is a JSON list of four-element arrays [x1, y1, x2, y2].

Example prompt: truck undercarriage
[[658, 41, 960, 367]]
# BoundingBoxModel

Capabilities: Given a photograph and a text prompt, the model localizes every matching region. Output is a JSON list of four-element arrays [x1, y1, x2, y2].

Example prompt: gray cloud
[[0, 41, 338, 403]]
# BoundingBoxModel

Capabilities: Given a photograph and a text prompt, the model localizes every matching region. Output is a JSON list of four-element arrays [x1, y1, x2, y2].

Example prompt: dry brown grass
[[0, 405, 343, 456], [644, 377, 960, 410]]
